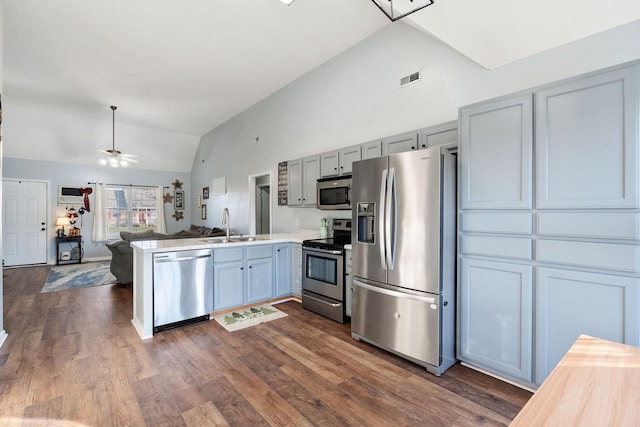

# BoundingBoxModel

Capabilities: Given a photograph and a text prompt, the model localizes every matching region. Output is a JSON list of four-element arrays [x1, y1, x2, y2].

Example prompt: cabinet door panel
[[420, 121, 458, 149], [247, 258, 273, 303], [287, 160, 303, 206], [303, 156, 320, 207], [320, 152, 339, 178], [536, 267, 640, 384], [339, 146, 362, 175], [275, 244, 292, 297], [536, 66, 640, 209], [460, 94, 533, 209], [458, 258, 533, 382], [382, 132, 418, 155], [214, 261, 244, 310], [361, 141, 382, 160]]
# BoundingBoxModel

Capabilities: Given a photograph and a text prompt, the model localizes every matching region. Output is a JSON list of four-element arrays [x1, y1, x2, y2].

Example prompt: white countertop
[[130, 231, 320, 254]]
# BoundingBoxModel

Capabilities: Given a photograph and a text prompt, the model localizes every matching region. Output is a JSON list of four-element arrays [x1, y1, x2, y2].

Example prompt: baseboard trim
[[460, 362, 537, 392]]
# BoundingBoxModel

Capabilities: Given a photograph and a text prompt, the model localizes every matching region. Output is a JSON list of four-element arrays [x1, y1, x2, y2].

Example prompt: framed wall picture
[[197, 195, 201, 207], [201, 204, 207, 220], [203, 186, 210, 199], [174, 190, 184, 210]]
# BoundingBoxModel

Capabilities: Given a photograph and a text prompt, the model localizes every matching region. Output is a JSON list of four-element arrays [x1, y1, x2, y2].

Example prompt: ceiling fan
[[99, 105, 142, 167]]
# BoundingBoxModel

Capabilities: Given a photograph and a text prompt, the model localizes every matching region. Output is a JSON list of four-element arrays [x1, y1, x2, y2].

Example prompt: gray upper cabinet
[[419, 120, 458, 149], [320, 146, 362, 178], [460, 93, 533, 210], [536, 65, 640, 209], [382, 131, 419, 155], [361, 141, 382, 160], [288, 155, 320, 207], [339, 146, 361, 175]]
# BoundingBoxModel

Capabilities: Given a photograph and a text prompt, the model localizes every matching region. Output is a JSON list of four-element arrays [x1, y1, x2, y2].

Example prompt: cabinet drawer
[[536, 239, 640, 273], [213, 248, 243, 263], [461, 212, 532, 235], [537, 212, 640, 240], [461, 235, 532, 260], [247, 244, 273, 260]]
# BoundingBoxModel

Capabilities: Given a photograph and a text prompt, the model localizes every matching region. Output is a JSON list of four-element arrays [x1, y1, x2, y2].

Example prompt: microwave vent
[[400, 70, 421, 87]]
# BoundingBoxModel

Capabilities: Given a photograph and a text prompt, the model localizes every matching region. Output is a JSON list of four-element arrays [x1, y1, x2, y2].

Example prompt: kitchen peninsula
[[130, 232, 315, 339]]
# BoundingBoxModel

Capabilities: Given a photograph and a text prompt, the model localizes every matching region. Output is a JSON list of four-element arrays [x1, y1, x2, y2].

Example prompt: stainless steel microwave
[[317, 176, 351, 210]]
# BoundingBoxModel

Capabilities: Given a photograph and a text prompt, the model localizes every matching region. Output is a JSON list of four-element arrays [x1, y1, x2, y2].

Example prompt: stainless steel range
[[301, 219, 351, 323]]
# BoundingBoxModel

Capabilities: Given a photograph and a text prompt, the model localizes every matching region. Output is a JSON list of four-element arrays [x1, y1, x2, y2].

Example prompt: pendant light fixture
[[372, 0, 434, 21], [99, 106, 141, 167]]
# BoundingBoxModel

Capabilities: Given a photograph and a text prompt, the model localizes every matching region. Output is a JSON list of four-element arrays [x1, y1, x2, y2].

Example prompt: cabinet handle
[[334, 167, 337, 171], [249, 265, 252, 269], [411, 146, 415, 150], [41, 228, 45, 231], [240, 267, 244, 270], [421, 144, 426, 148]]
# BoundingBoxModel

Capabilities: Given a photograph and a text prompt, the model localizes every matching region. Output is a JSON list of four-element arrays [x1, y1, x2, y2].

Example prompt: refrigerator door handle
[[353, 278, 437, 304], [386, 167, 396, 270], [379, 168, 388, 270]]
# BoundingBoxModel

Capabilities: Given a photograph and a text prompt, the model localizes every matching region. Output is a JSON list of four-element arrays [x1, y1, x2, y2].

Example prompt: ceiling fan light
[[109, 157, 119, 167], [120, 159, 128, 166], [100, 158, 107, 166], [280, 0, 295, 5]]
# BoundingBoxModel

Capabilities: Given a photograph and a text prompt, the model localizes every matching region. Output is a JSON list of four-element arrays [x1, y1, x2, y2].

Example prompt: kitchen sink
[[200, 236, 267, 244]]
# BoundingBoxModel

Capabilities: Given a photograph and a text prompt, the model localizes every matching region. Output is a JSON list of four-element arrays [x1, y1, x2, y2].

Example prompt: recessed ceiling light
[[280, 0, 295, 5]]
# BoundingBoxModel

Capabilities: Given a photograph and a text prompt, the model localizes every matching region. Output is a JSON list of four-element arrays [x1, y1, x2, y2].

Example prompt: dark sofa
[[106, 225, 225, 284]]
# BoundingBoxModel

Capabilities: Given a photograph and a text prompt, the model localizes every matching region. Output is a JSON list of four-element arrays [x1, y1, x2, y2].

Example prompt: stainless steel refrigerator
[[350, 146, 456, 376]]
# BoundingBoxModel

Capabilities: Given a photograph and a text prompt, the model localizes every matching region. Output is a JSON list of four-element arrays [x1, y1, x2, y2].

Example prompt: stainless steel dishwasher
[[153, 249, 213, 332]]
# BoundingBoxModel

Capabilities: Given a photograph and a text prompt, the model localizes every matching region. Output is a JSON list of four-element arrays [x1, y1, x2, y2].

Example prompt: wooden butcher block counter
[[511, 335, 640, 426]]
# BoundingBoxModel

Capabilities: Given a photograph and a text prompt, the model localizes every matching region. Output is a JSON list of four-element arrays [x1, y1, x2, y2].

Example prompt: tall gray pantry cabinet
[[458, 61, 640, 387]]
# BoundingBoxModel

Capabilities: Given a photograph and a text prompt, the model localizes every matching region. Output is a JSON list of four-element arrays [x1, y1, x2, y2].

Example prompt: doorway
[[248, 172, 272, 236], [2, 179, 49, 266]]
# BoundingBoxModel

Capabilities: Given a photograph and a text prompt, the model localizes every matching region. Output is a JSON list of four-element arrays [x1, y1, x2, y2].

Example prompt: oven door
[[302, 246, 344, 301]]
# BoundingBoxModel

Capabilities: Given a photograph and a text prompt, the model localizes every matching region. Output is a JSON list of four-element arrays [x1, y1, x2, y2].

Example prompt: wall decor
[[174, 190, 184, 210], [172, 179, 183, 189], [197, 195, 201, 207], [201, 204, 207, 220], [212, 177, 226, 195], [278, 161, 288, 205], [172, 210, 184, 221], [163, 192, 174, 204], [203, 186, 209, 199]]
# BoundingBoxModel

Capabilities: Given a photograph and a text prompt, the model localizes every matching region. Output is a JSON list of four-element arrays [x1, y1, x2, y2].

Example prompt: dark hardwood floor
[[0, 264, 531, 426]]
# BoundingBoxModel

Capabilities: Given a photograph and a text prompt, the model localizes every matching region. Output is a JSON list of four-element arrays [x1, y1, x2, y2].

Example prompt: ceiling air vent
[[400, 70, 421, 87]]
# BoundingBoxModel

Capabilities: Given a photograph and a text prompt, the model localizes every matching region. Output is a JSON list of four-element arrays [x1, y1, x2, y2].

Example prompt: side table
[[56, 235, 82, 265]]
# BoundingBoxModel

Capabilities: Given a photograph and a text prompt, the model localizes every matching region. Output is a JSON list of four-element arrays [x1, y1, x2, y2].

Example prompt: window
[[92, 184, 166, 241]]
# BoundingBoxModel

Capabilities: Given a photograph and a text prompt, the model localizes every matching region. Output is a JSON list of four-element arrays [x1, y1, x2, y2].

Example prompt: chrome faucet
[[222, 208, 230, 241]]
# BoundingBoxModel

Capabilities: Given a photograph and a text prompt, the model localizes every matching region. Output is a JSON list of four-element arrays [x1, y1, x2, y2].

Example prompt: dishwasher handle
[[154, 254, 212, 263]]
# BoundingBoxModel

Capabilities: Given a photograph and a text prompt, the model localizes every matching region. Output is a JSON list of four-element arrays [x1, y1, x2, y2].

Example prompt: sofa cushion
[[175, 229, 201, 237], [120, 229, 155, 241]]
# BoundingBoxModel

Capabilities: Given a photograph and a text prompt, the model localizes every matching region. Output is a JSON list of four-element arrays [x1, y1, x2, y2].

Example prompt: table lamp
[[56, 217, 70, 237]]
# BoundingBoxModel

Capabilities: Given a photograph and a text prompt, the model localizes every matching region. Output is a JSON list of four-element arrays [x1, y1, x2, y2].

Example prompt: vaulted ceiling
[[3, 0, 640, 168]]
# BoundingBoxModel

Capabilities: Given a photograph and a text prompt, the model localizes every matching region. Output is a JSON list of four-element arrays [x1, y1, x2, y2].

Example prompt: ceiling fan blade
[[120, 153, 142, 158]]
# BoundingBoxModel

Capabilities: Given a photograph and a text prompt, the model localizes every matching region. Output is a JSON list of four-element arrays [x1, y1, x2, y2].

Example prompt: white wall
[[0, 0, 6, 347], [3, 158, 191, 261], [191, 20, 640, 234]]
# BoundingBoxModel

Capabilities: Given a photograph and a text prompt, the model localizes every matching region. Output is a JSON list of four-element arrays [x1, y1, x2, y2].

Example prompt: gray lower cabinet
[[274, 243, 292, 297], [213, 245, 275, 310], [292, 243, 302, 297], [458, 258, 533, 382], [458, 60, 640, 387], [213, 248, 245, 311], [535, 268, 640, 384]]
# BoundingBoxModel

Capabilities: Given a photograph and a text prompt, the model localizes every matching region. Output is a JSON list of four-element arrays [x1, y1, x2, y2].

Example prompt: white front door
[[3, 180, 48, 266]]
